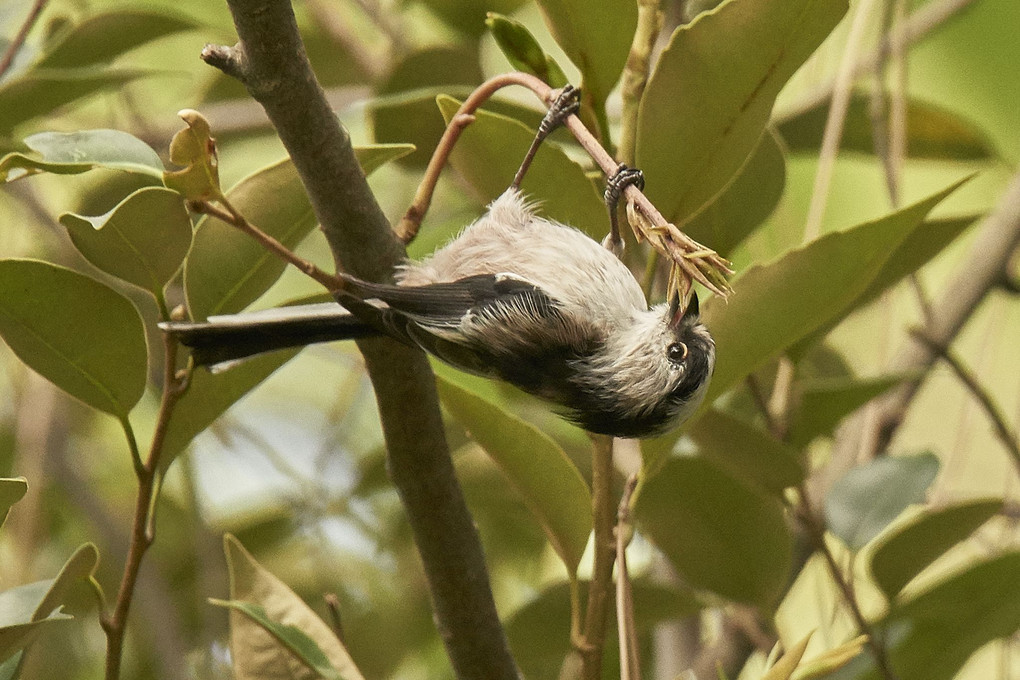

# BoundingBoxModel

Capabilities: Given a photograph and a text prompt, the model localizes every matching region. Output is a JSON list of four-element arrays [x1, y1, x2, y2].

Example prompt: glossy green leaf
[[788, 374, 905, 447], [683, 128, 787, 255], [0, 129, 163, 182], [436, 95, 609, 239], [686, 408, 804, 495], [221, 535, 365, 680], [790, 214, 978, 357], [827, 553, 1020, 680], [635, 456, 792, 608], [0, 478, 27, 529], [185, 146, 410, 320], [824, 452, 940, 551], [869, 499, 1001, 601], [485, 13, 568, 87], [31, 544, 99, 622], [60, 187, 192, 296], [637, 0, 847, 224], [160, 351, 298, 464], [778, 92, 999, 161], [36, 9, 199, 69], [0, 67, 158, 134], [535, 0, 636, 103], [701, 179, 967, 404], [505, 579, 700, 680], [418, 0, 528, 37], [436, 375, 592, 574], [0, 260, 147, 418], [0, 616, 71, 666], [369, 45, 483, 167]]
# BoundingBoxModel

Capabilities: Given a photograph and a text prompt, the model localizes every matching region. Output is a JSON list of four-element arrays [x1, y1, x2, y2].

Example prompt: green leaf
[[0, 478, 28, 529], [505, 579, 700, 680], [824, 452, 940, 551], [637, 0, 848, 224], [792, 635, 867, 679], [436, 374, 592, 575], [0, 260, 147, 418], [788, 374, 905, 447], [869, 499, 1001, 601], [790, 214, 978, 357], [185, 146, 409, 320], [436, 95, 609, 239], [160, 351, 298, 464], [535, 0, 637, 103], [485, 13, 568, 87], [31, 544, 99, 623], [35, 9, 199, 69], [221, 535, 366, 680], [686, 409, 804, 495], [635, 456, 792, 608], [0, 129, 163, 182], [59, 187, 192, 297], [829, 553, 1020, 680], [701, 179, 967, 404], [778, 92, 1000, 161], [683, 128, 787, 255], [0, 67, 159, 134], [0, 615, 71, 666]]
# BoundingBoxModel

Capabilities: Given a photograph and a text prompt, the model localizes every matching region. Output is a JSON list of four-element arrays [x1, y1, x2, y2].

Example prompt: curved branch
[[202, 2, 518, 678]]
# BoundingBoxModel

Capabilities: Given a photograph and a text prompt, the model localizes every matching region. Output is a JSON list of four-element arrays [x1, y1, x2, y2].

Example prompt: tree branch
[[201, 3, 518, 678]]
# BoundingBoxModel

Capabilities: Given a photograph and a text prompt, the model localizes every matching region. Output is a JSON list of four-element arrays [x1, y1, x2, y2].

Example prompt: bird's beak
[[666, 290, 700, 329]]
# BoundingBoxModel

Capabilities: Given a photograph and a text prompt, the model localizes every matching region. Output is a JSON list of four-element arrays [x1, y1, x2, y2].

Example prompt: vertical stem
[[580, 434, 617, 680], [618, 0, 664, 167]]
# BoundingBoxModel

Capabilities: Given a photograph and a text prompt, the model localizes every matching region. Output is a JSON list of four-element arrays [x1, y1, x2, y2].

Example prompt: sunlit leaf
[[635, 456, 792, 608], [827, 553, 1020, 680], [637, 0, 847, 224], [31, 544, 99, 622], [701, 179, 967, 404], [777, 92, 1000, 161], [486, 12, 568, 87], [36, 9, 199, 69], [436, 94, 609, 239], [184, 146, 411, 320], [793, 636, 867, 679], [0, 67, 160, 134], [0, 129, 163, 182], [0, 260, 147, 418], [60, 187, 192, 297], [0, 478, 27, 529], [221, 535, 366, 680], [869, 498, 1001, 601], [761, 632, 812, 680], [535, 0, 636, 103], [436, 374, 592, 575], [824, 452, 940, 551], [683, 129, 787, 255]]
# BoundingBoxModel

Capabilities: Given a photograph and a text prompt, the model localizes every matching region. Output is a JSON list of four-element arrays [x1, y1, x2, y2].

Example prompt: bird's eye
[[667, 341, 688, 364]]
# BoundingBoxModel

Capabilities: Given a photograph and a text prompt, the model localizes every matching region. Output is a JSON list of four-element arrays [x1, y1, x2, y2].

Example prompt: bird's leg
[[603, 164, 645, 253], [512, 84, 581, 189]]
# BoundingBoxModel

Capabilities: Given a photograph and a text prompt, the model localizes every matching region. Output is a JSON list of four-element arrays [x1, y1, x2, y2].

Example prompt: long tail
[[160, 303, 379, 368]]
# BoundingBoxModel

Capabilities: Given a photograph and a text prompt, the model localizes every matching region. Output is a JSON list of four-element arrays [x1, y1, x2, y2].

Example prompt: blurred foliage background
[[0, 0, 1017, 678]]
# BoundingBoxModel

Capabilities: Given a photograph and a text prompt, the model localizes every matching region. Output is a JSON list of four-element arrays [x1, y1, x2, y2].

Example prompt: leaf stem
[[618, 0, 663, 167], [0, 0, 48, 80], [578, 433, 616, 680]]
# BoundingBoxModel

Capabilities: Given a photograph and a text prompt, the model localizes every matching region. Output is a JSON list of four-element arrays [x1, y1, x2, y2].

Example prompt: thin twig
[[579, 433, 617, 680], [102, 332, 190, 680], [746, 374, 782, 440], [618, 0, 664, 167], [0, 0, 48, 80], [767, 357, 796, 441], [909, 329, 1020, 478], [190, 199, 347, 292], [323, 593, 346, 643], [616, 474, 641, 680], [803, 0, 884, 241], [796, 486, 899, 680]]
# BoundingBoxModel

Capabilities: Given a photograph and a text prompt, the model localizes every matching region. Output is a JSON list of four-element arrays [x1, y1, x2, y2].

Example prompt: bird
[[162, 186, 715, 438]]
